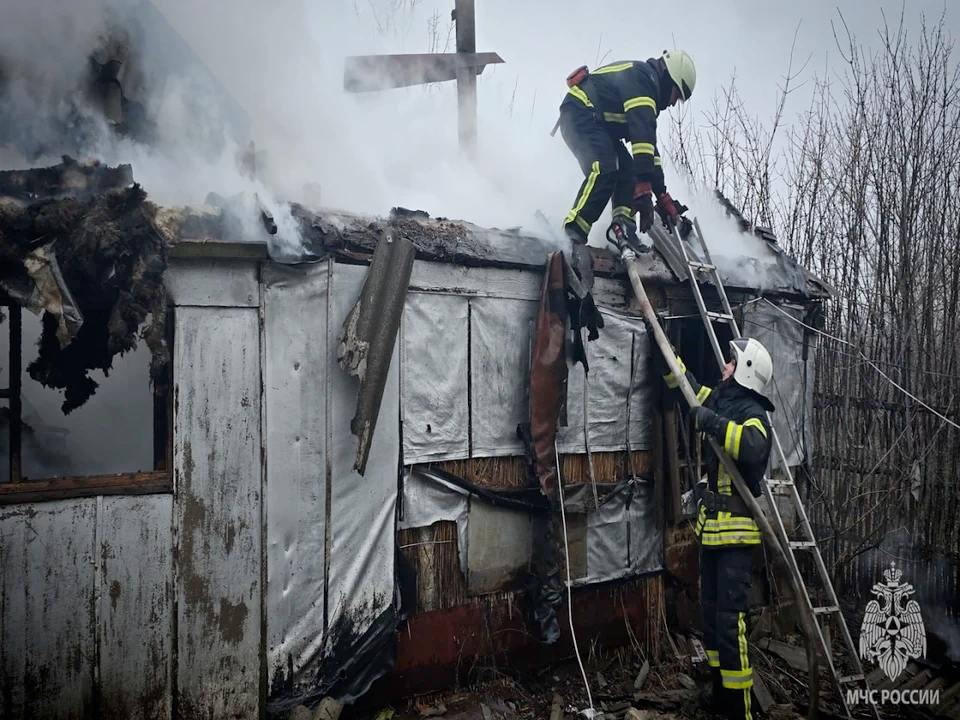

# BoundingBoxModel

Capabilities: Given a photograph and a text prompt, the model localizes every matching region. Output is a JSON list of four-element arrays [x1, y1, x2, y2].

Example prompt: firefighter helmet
[[662, 49, 696, 101], [729, 338, 772, 394]]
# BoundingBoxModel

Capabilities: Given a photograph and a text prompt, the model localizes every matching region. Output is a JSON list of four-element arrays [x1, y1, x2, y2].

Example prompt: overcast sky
[[113, 1, 960, 239]]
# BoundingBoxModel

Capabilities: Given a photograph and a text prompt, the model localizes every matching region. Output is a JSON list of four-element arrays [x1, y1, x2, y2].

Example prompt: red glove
[[656, 192, 680, 225], [633, 182, 654, 231]]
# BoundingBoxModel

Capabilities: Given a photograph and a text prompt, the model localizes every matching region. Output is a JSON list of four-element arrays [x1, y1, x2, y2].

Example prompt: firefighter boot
[[698, 667, 724, 713], [723, 686, 753, 720], [606, 215, 650, 254], [565, 226, 594, 291]]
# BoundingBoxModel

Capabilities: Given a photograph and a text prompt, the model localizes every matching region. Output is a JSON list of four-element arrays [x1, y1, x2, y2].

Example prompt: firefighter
[[558, 50, 696, 288], [663, 338, 774, 720]]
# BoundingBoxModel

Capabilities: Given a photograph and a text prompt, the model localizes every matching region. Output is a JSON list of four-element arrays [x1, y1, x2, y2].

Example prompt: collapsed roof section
[[0, 158, 169, 412]]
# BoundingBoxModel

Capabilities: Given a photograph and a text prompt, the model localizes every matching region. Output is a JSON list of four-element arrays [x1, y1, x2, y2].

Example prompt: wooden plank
[[0, 499, 98, 718], [174, 307, 262, 719], [0, 471, 171, 505], [98, 495, 173, 720], [165, 258, 259, 307]]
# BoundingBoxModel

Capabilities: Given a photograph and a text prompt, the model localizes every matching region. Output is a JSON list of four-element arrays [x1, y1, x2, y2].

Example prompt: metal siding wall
[[98, 495, 173, 720], [174, 307, 262, 719], [401, 293, 470, 462], [326, 263, 399, 625], [469, 297, 539, 457], [262, 263, 330, 688], [0, 500, 97, 719]]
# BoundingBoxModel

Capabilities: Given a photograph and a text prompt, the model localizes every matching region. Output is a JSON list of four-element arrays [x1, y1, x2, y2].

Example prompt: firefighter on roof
[[664, 338, 775, 720], [558, 50, 696, 287]]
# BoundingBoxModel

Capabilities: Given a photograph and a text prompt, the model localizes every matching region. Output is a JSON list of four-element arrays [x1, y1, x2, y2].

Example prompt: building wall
[[0, 255, 680, 717]]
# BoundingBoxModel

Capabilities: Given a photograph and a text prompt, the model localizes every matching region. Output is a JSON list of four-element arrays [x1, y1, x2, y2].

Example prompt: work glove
[[690, 405, 728, 439], [606, 214, 650, 254], [655, 192, 687, 228], [661, 355, 686, 388], [633, 181, 654, 232]]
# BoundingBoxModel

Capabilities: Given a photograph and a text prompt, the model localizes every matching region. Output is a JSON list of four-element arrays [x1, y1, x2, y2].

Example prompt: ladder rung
[[688, 260, 716, 271], [839, 674, 864, 684], [705, 311, 735, 321], [789, 541, 817, 549], [765, 478, 793, 487], [813, 605, 840, 615]]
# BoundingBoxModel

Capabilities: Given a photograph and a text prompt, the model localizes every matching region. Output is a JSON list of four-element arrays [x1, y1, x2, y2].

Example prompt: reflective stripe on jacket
[[559, 59, 668, 194]]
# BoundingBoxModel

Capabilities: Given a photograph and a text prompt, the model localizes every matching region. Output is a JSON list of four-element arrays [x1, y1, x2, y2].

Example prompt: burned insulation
[[0, 159, 169, 412]]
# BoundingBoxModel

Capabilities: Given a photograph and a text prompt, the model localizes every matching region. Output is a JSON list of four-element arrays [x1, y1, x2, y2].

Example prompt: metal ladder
[[655, 218, 879, 720]]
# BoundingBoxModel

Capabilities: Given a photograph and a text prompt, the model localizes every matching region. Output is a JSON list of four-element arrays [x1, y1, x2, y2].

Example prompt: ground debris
[[0, 159, 169, 411]]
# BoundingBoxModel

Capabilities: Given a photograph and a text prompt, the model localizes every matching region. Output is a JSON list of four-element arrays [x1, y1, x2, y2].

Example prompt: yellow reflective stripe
[[744, 688, 753, 720], [593, 62, 633, 74], [706, 649, 720, 668], [574, 215, 591, 233], [603, 112, 627, 123], [623, 95, 657, 112], [564, 161, 600, 226], [718, 466, 732, 495], [739, 612, 750, 674], [612, 205, 633, 218], [696, 386, 712, 403], [743, 417, 768, 438], [567, 86, 593, 107], [654, 156, 663, 166], [732, 424, 744, 459], [724, 421, 736, 455], [700, 531, 762, 546], [631, 141, 655, 156]]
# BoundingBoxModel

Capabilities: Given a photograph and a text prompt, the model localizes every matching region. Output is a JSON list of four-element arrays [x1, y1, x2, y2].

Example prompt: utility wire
[[554, 441, 595, 716], [762, 299, 960, 431]]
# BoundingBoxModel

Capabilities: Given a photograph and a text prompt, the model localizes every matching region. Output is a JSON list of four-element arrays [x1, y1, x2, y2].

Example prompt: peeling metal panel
[[326, 263, 398, 623], [164, 258, 259, 307], [98, 495, 173, 720], [262, 262, 330, 688], [0, 500, 97, 719], [401, 292, 470, 463], [469, 297, 539, 457], [174, 307, 262, 719], [558, 309, 653, 453]]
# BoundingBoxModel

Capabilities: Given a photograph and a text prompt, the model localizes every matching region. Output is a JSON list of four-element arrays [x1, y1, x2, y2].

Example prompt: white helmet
[[729, 338, 772, 395], [662, 49, 696, 101]]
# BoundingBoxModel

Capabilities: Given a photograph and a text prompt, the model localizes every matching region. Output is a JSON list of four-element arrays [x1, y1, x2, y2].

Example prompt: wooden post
[[454, 0, 477, 157]]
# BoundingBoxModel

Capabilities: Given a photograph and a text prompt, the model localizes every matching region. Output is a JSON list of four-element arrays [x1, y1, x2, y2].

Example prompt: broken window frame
[[0, 301, 172, 504]]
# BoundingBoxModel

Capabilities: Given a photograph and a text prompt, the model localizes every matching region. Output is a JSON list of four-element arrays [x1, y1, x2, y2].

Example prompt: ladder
[[654, 218, 879, 720]]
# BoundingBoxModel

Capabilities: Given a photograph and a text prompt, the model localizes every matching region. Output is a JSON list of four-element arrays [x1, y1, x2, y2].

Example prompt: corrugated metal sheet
[[174, 306, 262, 719], [0, 496, 173, 719]]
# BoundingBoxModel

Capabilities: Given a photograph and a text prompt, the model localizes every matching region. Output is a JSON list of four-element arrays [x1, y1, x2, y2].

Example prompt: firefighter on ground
[[663, 338, 775, 720], [558, 49, 696, 288]]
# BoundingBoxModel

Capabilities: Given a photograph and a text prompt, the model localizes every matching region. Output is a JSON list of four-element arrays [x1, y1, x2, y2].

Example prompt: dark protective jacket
[[686, 374, 774, 548], [559, 58, 671, 194]]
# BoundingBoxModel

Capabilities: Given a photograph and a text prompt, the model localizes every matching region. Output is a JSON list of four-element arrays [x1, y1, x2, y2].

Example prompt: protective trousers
[[559, 102, 635, 241], [701, 546, 754, 720]]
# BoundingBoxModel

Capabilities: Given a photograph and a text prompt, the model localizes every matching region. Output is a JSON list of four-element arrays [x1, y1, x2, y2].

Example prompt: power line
[[761, 299, 960, 431]]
